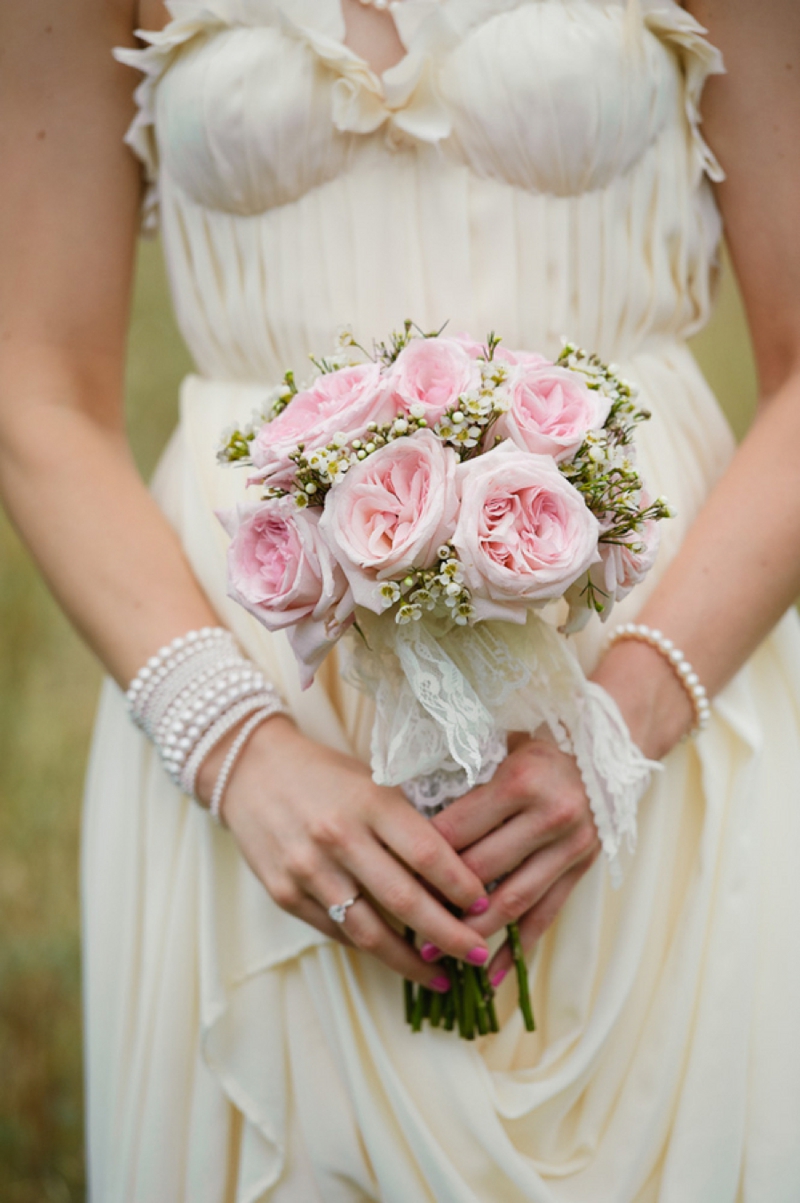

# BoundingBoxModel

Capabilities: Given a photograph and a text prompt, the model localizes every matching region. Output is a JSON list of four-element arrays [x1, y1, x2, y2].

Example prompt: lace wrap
[[344, 611, 660, 886]]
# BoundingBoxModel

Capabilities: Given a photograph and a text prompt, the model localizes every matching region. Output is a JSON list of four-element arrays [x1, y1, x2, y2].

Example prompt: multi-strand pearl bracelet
[[607, 622, 711, 735], [126, 626, 289, 820]]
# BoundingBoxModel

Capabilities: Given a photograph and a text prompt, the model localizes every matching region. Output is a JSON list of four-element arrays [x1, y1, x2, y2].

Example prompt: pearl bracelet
[[209, 706, 277, 824], [126, 628, 233, 731], [179, 690, 286, 800], [125, 626, 289, 802], [607, 622, 711, 734]]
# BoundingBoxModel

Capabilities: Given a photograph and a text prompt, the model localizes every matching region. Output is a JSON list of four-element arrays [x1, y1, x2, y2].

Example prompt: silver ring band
[[328, 895, 360, 924]]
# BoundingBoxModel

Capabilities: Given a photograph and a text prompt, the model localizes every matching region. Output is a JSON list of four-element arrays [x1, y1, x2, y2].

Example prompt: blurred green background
[[0, 240, 758, 1200]]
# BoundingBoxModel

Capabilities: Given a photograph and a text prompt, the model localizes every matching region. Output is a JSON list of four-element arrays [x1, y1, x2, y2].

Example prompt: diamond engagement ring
[[328, 895, 360, 924]]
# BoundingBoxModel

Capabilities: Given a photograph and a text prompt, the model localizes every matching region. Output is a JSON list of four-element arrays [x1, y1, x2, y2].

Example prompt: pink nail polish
[[429, 975, 451, 993], [490, 968, 507, 989], [467, 896, 489, 916], [467, 946, 489, 967], [420, 942, 441, 962]]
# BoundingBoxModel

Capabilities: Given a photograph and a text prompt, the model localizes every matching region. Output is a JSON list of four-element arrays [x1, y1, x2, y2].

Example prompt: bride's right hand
[[199, 715, 490, 989]]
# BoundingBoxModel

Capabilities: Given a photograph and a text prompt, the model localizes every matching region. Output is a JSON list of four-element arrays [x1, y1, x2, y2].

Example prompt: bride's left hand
[[430, 730, 601, 982]]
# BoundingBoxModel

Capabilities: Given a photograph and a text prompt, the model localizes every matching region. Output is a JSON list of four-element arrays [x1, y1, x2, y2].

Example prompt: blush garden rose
[[218, 498, 353, 687], [319, 428, 460, 612], [452, 443, 601, 621], [495, 361, 611, 462]]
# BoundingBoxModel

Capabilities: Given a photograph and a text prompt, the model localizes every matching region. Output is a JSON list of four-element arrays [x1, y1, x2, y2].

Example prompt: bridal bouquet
[[217, 323, 671, 1038]]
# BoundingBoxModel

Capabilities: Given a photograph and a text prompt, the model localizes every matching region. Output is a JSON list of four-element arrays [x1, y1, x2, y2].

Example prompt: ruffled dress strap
[[114, 3, 229, 232], [639, 0, 726, 183]]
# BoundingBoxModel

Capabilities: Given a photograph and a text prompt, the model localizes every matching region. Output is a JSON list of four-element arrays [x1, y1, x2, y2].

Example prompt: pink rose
[[494, 363, 610, 462], [319, 429, 459, 612], [596, 513, 660, 604], [452, 442, 600, 621], [218, 499, 354, 688], [250, 362, 393, 485], [385, 337, 482, 424]]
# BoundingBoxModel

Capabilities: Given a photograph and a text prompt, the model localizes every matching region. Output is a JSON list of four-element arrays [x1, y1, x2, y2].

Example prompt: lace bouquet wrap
[[217, 324, 671, 1036]]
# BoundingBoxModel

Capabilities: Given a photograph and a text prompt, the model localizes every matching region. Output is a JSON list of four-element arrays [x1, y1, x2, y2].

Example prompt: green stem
[[453, 962, 468, 1039], [507, 921, 536, 1032], [465, 964, 489, 1036], [411, 985, 427, 1033], [462, 962, 476, 1040], [478, 968, 500, 1034], [404, 978, 415, 1027], [429, 988, 443, 1028], [404, 927, 416, 1026], [443, 976, 457, 1031]]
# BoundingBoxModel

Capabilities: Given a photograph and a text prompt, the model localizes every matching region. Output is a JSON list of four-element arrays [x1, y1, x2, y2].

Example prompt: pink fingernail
[[467, 896, 489, 916], [420, 942, 441, 963], [429, 975, 451, 993], [467, 946, 489, 967], [490, 968, 507, 989]]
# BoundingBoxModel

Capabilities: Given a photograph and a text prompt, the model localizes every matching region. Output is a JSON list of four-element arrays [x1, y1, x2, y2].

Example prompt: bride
[[2, 0, 799, 1198]]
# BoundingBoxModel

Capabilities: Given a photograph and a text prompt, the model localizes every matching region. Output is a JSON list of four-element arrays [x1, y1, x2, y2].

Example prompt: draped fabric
[[82, 2, 800, 1198]]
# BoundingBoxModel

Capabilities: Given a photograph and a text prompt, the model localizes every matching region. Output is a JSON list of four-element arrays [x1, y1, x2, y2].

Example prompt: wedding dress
[[82, 1, 800, 1198]]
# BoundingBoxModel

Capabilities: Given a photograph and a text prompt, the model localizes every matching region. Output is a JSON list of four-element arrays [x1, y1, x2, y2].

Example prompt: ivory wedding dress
[[83, 1, 800, 1198]]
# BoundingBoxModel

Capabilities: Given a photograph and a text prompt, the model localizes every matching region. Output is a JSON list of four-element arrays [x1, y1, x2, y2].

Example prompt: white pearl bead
[[668, 648, 683, 664], [685, 672, 699, 687], [691, 683, 705, 699]]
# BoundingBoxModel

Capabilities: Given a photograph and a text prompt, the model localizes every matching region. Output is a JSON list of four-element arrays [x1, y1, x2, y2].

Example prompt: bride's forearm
[[0, 365, 219, 687], [593, 368, 800, 760]]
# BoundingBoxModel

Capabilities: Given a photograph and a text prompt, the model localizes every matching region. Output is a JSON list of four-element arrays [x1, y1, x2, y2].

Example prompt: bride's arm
[[436, 0, 800, 972], [0, 0, 489, 987], [596, 0, 800, 760]]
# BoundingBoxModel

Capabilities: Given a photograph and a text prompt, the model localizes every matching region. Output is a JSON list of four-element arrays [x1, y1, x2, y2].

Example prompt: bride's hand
[[198, 715, 490, 989], [430, 730, 601, 982]]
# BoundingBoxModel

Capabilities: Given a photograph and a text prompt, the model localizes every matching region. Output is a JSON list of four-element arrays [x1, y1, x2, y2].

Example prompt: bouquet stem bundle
[[404, 921, 534, 1039]]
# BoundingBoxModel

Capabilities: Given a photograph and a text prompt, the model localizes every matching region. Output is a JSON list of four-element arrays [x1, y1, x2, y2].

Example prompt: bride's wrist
[[194, 712, 297, 808], [591, 638, 697, 761]]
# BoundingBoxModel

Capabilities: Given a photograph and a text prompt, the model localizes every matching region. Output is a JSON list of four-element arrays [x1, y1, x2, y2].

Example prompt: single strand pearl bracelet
[[607, 623, 711, 735], [209, 706, 278, 824]]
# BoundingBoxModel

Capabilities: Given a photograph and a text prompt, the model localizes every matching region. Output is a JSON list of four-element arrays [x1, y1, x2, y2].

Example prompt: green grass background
[[0, 240, 758, 1199]]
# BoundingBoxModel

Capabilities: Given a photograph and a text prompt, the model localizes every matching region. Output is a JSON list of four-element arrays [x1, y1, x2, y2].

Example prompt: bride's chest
[[152, 0, 682, 214]]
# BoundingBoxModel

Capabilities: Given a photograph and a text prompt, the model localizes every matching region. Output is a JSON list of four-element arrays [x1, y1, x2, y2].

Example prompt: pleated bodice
[[117, 0, 725, 382]]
